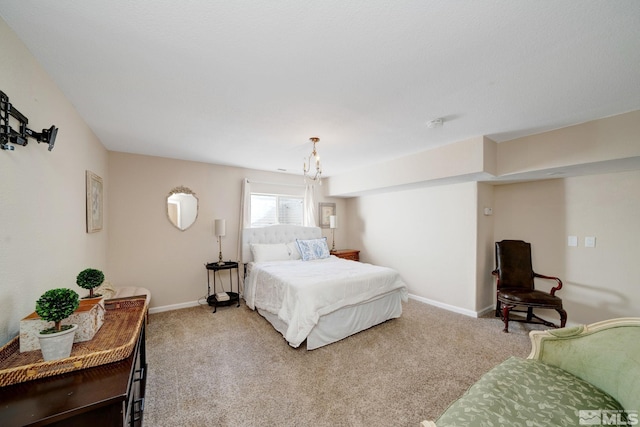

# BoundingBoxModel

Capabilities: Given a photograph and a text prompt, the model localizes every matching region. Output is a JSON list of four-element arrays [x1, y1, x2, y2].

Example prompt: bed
[[242, 224, 408, 350]]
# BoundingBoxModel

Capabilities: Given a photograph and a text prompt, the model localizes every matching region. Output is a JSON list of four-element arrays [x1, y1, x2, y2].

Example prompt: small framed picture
[[318, 202, 336, 228], [86, 170, 103, 233]]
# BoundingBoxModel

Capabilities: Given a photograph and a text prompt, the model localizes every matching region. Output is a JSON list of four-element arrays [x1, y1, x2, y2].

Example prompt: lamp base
[[331, 229, 336, 251], [217, 239, 224, 265]]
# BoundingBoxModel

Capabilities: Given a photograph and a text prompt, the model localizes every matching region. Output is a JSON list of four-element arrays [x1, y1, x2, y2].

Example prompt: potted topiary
[[76, 268, 105, 299], [36, 288, 80, 361]]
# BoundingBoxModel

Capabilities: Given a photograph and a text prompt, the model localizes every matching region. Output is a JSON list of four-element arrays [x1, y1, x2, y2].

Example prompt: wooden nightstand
[[330, 249, 360, 261]]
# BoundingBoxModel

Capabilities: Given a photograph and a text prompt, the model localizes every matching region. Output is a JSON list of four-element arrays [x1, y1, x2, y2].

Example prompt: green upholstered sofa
[[422, 318, 640, 427]]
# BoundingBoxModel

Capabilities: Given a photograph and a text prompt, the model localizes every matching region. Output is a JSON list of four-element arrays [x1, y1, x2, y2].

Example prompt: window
[[250, 193, 303, 227]]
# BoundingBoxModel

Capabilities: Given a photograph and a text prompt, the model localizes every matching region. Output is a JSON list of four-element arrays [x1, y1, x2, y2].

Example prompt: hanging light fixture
[[303, 137, 322, 185]]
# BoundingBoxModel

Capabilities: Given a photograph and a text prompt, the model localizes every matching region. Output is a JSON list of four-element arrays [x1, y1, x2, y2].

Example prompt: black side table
[[205, 261, 240, 313]]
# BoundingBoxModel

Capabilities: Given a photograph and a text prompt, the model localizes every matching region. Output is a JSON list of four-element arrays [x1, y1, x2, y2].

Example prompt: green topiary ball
[[76, 268, 105, 290], [35, 288, 80, 331]]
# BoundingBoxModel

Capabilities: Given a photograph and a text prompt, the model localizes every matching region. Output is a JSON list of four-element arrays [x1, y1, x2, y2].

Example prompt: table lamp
[[215, 219, 226, 265], [329, 215, 337, 251]]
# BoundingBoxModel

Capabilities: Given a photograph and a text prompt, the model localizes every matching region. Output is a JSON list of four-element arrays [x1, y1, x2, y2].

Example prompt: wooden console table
[[0, 299, 147, 427]]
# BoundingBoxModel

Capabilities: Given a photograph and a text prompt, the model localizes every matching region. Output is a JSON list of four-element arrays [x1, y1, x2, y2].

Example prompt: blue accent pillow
[[296, 237, 330, 261]]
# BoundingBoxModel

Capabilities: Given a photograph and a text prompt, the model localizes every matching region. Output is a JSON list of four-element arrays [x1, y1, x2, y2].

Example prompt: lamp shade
[[329, 215, 337, 229], [214, 219, 226, 236]]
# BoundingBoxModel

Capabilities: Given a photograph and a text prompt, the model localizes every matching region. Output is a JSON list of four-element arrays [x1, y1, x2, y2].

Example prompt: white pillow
[[286, 241, 301, 260], [296, 237, 330, 261], [250, 243, 290, 262]]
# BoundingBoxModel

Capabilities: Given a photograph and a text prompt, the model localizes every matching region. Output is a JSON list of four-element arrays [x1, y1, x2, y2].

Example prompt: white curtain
[[303, 184, 317, 227], [237, 178, 251, 295], [237, 178, 251, 260], [241, 178, 251, 229]]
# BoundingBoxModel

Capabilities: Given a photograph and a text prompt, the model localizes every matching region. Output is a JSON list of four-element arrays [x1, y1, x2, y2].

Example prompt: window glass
[[250, 193, 303, 227]]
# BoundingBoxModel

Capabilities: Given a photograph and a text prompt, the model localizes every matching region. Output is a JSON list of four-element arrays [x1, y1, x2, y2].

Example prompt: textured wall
[[0, 18, 108, 346]]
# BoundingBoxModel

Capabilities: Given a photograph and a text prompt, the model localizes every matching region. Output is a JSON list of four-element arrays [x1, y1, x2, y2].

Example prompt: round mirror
[[167, 186, 198, 231]]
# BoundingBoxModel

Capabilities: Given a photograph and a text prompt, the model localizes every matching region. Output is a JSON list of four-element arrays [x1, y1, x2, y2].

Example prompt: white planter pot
[[37, 324, 78, 361]]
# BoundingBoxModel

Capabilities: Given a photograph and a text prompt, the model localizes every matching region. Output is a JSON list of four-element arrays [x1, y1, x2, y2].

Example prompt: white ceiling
[[2, 1, 639, 178]]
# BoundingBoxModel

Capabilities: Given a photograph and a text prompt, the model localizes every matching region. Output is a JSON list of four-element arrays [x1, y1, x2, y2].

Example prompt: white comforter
[[245, 256, 408, 347]]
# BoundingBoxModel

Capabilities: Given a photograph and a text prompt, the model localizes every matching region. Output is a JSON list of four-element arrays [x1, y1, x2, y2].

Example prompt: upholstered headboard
[[242, 225, 322, 263]]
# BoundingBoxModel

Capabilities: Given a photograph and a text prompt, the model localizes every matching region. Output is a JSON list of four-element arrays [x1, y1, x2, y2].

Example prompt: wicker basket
[[0, 297, 147, 387]]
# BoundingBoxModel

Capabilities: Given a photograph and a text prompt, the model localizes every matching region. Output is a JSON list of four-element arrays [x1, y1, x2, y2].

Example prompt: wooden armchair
[[492, 240, 567, 332]]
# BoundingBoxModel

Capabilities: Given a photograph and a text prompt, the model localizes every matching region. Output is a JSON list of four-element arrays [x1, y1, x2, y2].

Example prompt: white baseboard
[[150, 295, 578, 328], [408, 293, 486, 318], [151, 295, 481, 318], [477, 305, 496, 317], [409, 296, 577, 327], [149, 300, 200, 314]]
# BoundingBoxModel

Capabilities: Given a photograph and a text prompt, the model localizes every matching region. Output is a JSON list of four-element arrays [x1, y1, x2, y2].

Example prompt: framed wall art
[[318, 202, 336, 229], [86, 170, 103, 233]]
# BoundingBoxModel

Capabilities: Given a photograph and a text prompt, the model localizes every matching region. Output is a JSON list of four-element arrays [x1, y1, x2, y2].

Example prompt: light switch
[[585, 236, 596, 248], [568, 236, 578, 247], [483, 207, 493, 216]]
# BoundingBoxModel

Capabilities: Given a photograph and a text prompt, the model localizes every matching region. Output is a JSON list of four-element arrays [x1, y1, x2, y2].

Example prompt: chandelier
[[303, 137, 322, 185]]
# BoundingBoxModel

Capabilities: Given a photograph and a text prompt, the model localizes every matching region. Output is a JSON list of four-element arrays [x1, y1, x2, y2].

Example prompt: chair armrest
[[533, 272, 562, 295], [527, 324, 584, 360]]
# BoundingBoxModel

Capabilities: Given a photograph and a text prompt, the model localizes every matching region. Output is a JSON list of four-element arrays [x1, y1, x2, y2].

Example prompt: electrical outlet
[[585, 236, 596, 248], [568, 236, 578, 247]]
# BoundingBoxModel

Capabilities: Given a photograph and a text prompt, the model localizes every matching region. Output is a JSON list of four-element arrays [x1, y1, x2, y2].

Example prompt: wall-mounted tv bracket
[[1, 90, 58, 151]]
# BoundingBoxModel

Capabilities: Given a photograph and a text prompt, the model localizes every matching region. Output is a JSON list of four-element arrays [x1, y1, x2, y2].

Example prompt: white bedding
[[245, 256, 408, 348]]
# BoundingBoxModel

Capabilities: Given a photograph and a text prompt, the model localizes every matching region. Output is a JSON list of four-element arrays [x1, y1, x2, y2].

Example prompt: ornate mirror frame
[[167, 186, 199, 231]]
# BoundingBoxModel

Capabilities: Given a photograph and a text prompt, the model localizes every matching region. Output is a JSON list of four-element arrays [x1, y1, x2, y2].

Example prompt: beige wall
[[329, 136, 493, 197], [345, 169, 639, 325], [346, 182, 479, 315], [107, 152, 346, 310], [494, 171, 640, 323], [0, 18, 108, 346], [476, 183, 495, 311], [497, 111, 640, 176]]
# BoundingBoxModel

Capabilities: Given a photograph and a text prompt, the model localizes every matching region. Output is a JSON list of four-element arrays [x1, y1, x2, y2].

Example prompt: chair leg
[[557, 308, 567, 328], [526, 307, 533, 322], [502, 305, 512, 333], [495, 300, 502, 318]]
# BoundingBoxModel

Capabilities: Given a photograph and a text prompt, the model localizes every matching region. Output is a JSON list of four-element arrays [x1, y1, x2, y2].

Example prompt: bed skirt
[[257, 289, 404, 350]]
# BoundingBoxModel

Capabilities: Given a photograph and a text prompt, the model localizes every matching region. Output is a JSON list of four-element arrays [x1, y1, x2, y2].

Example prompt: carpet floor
[[143, 298, 547, 426]]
